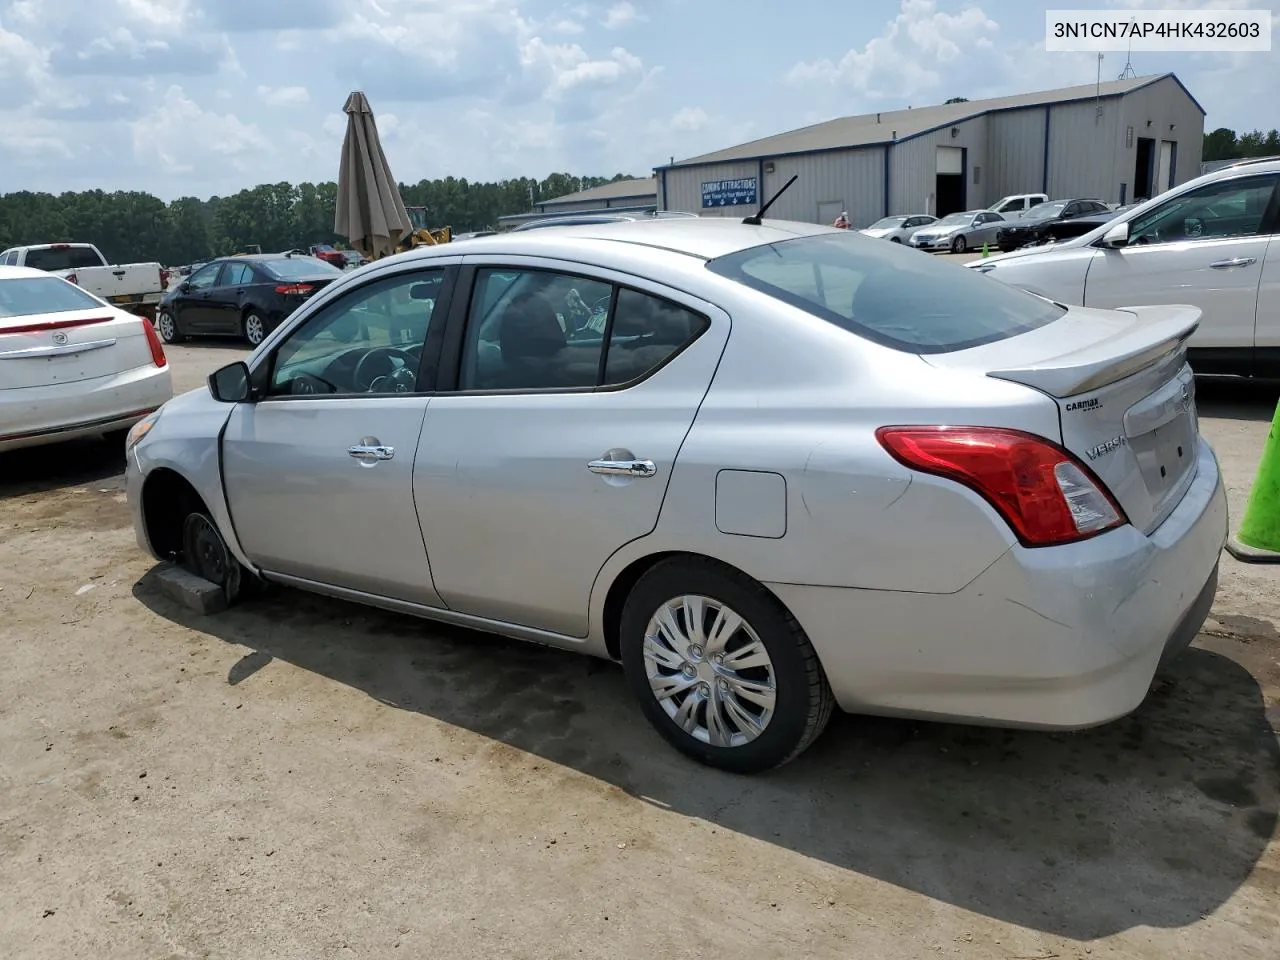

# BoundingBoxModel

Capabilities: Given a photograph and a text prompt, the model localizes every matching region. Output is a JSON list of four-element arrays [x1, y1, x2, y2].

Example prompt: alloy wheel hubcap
[[642, 594, 777, 748], [158, 314, 174, 340], [246, 316, 264, 344]]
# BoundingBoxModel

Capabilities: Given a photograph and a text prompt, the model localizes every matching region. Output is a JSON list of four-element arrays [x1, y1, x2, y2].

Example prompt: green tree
[[1202, 127, 1238, 162]]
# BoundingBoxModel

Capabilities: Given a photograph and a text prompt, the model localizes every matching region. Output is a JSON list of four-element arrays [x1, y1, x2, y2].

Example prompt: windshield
[[932, 213, 973, 227], [867, 217, 908, 229], [265, 257, 343, 279], [706, 232, 1065, 354], [0, 276, 104, 317], [1021, 202, 1068, 221]]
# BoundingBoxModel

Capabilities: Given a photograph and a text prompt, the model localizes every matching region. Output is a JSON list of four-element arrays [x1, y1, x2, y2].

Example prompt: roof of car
[[0, 265, 66, 280], [406, 216, 839, 262]]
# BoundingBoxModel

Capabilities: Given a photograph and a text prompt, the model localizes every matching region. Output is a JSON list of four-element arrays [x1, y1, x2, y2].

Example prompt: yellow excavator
[[399, 206, 452, 249]]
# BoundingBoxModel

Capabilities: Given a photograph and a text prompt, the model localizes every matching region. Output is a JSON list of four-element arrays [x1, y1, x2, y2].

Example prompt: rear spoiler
[[987, 304, 1200, 398]]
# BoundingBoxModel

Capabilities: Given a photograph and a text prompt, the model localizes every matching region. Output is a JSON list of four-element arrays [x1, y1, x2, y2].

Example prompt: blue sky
[[1, 0, 1275, 200]]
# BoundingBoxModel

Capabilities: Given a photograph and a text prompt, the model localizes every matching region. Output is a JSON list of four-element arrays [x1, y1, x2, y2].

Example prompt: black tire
[[155, 309, 180, 343], [619, 557, 834, 774], [951, 235, 968, 254], [242, 312, 267, 347], [180, 511, 258, 605], [890, 236, 902, 243]]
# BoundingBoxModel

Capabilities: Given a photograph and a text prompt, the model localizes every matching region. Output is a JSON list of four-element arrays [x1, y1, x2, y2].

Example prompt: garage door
[[936, 146, 963, 175]]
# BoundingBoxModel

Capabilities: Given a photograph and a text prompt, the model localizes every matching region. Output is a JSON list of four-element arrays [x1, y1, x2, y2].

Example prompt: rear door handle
[[349, 444, 395, 461], [588, 458, 656, 478], [1209, 257, 1257, 269]]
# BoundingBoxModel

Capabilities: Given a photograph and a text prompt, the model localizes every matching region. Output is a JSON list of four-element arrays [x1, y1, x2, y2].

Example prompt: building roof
[[661, 73, 1203, 168], [539, 177, 657, 207]]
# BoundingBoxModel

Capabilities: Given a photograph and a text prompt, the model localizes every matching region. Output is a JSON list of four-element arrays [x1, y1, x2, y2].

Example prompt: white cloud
[[257, 84, 310, 106], [603, 1, 641, 29], [671, 106, 707, 131], [130, 85, 269, 175]]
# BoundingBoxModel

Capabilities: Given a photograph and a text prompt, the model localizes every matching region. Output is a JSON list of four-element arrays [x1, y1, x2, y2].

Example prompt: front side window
[[707, 231, 1065, 354], [458, 268, 708, 391], [1128, 174, 1278, 245], [186, 262, 221, 290], [268, 269, 445, 396]]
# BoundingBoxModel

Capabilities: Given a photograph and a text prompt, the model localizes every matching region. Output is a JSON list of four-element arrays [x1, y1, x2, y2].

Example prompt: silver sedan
[[909, 209, 1008, 253], [125, 218, 1226, 774]]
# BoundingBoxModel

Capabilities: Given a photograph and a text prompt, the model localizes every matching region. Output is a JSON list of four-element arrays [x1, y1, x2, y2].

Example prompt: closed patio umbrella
[[334, 91, 412, 259]]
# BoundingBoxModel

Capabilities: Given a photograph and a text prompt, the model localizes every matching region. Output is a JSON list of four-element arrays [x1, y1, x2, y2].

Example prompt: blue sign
[[701, 177, 758, 208]]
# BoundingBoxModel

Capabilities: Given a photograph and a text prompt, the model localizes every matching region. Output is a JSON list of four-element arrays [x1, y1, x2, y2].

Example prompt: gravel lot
[[1, 340, 1277, 960]]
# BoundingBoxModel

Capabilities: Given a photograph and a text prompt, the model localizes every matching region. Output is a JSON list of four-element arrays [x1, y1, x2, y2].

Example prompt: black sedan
[[155, 254, 343, 346], [994, 198, 1112, 251]]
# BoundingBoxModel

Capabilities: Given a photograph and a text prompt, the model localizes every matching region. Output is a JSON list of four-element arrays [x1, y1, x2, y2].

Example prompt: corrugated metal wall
[[888, 115, 988, 215], [660, 160, 760, 217], [987, 109, 1048, 198], [1045, 99, 1120, 202], [1116, 76, 1205, 200], [759, 149, 885, 228]]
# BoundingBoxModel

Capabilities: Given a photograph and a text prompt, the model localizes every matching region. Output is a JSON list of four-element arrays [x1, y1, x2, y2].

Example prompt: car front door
[[1082, 172, 1280, 365], [413, 259, 730, 637], [171, 261, 222, 333], [220, 263, 458, 603]]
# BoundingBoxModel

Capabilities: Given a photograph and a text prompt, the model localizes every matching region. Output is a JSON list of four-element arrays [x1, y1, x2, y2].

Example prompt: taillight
[[66, 272, 78, 285], [159, 267, 170, 287], [1, 315, 112, 335], [275, 283, 314, 295], [875, 425, 1127, 547], [141, 317, 167, 368]]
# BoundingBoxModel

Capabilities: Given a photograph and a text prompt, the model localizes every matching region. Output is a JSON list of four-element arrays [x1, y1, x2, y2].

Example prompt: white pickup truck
[[0, 242, 167, 317]]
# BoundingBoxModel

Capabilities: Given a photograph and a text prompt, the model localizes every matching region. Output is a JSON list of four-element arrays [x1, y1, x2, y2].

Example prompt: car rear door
[[209, 261, 253, 334], [1082, 172, 1279, 368], [412, 257, 729, 637]]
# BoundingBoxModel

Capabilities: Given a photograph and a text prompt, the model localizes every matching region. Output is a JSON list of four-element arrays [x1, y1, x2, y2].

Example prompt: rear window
[[0, 276, 104, 317], [264, 257, 343, 280], [22, 246, 105, 271], [706, 232, 1066, 354]]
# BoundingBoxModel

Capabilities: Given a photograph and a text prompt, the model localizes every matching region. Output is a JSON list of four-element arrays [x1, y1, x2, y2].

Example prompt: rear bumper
[[769, 438, 1228, 729], [0, 364, 173, 452]]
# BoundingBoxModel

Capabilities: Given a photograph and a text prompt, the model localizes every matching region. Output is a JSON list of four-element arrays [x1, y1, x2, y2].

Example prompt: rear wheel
[[243, 312, 266, 347], [619, 558, 834, 774], [951, 235, 968, 254], [890, 236, 902, 243]]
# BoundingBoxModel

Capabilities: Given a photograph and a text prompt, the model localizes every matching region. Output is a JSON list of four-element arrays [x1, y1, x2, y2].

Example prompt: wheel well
[[141, 468, 209, 562], [601, 551, 764, 661]]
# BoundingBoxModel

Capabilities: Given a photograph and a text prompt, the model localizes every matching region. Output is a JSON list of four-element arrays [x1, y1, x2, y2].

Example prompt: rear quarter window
[[706, 232, 1065, 354]]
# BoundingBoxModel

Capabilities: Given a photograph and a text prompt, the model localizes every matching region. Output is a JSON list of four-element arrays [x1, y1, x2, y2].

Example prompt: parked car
[[969, 157, 1280, 378], [155, 254, 344, 346], [0, 242, 167, 318], [908, 210, 1007, 253], [0, 266, 171, 452], [994, 199, 1113, 251], [342, 250, 368, 269], [453, 231, 499, 241], [987, 193, 1049, 218], [1031, 203, 1142, 245], [512, 211, 698, 231], [858, 215, 937, 243], [308, 244, 349, 268], [126, 218, 1225, 774]]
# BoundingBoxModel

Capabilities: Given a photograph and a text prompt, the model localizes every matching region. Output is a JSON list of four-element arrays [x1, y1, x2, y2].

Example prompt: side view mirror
[[1101, 221, 1130, 248], [208, 361, 252, 403], [179, 281, 190, 293]]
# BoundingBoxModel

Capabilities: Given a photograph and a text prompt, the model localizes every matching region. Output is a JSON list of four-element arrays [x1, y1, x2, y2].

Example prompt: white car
[[858, 215, 937, 243], [968, 158, 1280, 378], [988, 193, 1049, 219], [125, 219, 1224, 773], [0, 266, 173, 452]]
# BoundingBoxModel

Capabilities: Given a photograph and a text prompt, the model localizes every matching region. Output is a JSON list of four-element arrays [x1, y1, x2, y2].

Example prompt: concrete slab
[[153, 561, 227, 614]]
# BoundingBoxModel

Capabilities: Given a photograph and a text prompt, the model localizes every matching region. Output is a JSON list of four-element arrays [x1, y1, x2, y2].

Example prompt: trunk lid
[[924, 303, 1201, 534], [0, 308, 154, 389]]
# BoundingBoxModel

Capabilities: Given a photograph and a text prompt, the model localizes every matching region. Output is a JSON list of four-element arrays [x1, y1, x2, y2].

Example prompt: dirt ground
[[1, 342, 1277, 960]]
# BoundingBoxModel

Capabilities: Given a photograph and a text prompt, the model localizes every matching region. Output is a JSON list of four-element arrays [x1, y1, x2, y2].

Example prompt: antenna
[[1095, 53, 1105, 121], [1118, 36, 1136, 79], [742, 174, 797, 225]]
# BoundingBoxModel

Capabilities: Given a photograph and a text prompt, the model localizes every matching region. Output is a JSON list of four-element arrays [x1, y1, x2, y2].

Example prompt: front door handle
[[588, 458, 656, 478], [1209, 257, 1257, 269], [349, 443, 395, 461]]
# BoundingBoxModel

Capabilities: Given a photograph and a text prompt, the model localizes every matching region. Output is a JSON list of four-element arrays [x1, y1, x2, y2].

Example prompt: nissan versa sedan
[[2, 266, 172, 452], [125, 218, 1226, 774]]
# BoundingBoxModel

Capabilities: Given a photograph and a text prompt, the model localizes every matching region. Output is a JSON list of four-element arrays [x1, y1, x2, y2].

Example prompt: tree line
[[0, 172, 636, 268], [1203, 127, 1280, 162]]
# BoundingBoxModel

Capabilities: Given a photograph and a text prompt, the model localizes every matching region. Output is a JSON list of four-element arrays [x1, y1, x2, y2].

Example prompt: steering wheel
[[353, 347, 417, 393]]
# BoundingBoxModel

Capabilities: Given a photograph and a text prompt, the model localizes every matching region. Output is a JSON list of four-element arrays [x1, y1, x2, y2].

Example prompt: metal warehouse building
[[497, 178, 658, 229], [655, 73, 1204, 228]]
